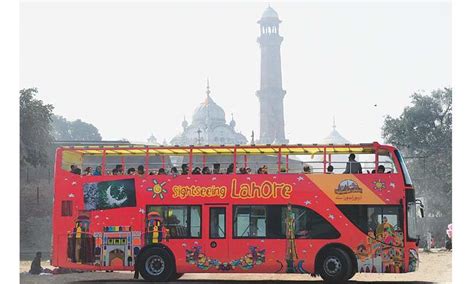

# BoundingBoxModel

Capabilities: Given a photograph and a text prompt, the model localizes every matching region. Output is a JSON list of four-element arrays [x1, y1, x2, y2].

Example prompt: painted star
[[304, 200, 311, 206], [139, 208, 145, 214], [246, 177, 251, 181], [68, 193, 75, 198], [94, 215, 99, 219], [297, 176, 304, 181], [146, 179, 168, 199], [328, 214, 335, 220], [71, 181, 77, 185], [212, 177, 217, 181], [390, 182, 396, 188]]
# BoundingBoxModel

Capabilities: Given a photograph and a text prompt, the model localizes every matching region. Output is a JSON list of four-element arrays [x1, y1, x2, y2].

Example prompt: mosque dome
[[192, 95, 226, 126]]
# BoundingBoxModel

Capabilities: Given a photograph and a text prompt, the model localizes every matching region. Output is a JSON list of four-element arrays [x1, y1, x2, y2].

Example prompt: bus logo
[[335, 179, 363, 194]]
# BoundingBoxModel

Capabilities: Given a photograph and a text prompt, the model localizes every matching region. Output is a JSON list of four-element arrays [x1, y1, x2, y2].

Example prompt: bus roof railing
[[58, 142, 391, 156]]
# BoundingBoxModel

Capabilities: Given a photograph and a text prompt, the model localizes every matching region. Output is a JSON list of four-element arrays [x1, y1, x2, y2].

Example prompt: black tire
[[137, 246, 175, 282], [317, 247, 353, 283]]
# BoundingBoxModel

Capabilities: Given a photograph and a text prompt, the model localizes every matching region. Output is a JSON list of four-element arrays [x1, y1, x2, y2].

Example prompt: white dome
[[192, 95, 226, 126]]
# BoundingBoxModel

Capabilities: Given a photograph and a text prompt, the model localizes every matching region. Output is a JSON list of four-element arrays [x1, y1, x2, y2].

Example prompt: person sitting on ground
[[377, 165, 385, 173], [202, 166, 211, 175], [226, 164, 234, 174], [170, 167, 179, 177], [127, 167, 136, 175], [29, 252, 43, 275], [303, 165, 311, 174], [93, 166, 102, 176], [181, 164, 189, 175], [343, 153, 362, 174], [326, 165, 334, 174], [192, 167, 202, 175], [137, 165, 145, 175], [158, 168, 166, 175]]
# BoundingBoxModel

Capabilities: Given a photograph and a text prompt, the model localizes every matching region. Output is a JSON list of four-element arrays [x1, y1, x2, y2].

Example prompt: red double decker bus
[[51, 142, 422, 282]]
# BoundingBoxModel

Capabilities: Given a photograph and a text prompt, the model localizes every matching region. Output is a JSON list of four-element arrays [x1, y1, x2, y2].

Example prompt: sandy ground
[[20, 250, 451, 284]]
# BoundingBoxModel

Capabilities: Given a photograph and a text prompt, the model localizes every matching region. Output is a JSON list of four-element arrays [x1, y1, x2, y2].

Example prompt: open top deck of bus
[[57, 142, 393, 156]]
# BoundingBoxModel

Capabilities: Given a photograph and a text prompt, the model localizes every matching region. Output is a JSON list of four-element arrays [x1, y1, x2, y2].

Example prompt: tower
[[256, 6, 288, 144]]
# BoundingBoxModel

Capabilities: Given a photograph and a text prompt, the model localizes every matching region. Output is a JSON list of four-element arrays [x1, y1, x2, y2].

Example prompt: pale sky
[[20, 0, 451, 144]]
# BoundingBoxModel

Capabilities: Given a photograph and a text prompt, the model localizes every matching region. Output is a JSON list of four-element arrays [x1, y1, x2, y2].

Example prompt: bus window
[[282, 205, 340, 239], [233, 206, 266, 237], [210, 207, 226, 239], [368, 206, 402, 234], [147, 205, 201, 238]]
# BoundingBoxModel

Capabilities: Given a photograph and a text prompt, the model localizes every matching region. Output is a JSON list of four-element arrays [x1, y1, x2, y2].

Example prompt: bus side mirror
[[416, 199, 425, 218]]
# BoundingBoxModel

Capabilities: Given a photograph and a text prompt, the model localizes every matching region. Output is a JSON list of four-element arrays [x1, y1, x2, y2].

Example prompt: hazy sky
[[20, 1, 451, 144]]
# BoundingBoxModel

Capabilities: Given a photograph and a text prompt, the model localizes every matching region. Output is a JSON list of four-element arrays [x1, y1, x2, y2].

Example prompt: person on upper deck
[[137, 165, 145, 175], [181, 164, 189, 175], [226, 164, 234, 174], [326, 165, 334, 174], [202, 166, 211, 175], [93, 166, 102, 176], [343, 154, 362, 174], [158, 168, 166, 175], [377, 165, 385, 173], [170, 167, 179, 177], [303, 165, 311, 174]]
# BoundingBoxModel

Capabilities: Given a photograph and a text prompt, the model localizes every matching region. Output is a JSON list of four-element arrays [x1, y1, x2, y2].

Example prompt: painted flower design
[[373, 179, 386, 190], [147, 179, 168, 199]]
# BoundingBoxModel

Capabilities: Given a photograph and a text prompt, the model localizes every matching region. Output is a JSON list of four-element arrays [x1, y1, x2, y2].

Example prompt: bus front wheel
[[317, 247, 353, 283], [137, 247, 175, 282]]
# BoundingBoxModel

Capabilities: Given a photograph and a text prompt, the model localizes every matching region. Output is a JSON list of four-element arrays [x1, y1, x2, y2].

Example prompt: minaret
[[256, 6, 288, 144]]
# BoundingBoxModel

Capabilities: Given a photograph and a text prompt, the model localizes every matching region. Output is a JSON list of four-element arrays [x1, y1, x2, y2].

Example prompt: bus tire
[[137, 246, 175, 282], [317, 247, 352, 283]]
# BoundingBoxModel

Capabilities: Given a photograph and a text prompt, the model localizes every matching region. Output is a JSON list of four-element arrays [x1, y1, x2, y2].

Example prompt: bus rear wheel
[[138, 247, 175, 282], [317, 247, 353, 283]]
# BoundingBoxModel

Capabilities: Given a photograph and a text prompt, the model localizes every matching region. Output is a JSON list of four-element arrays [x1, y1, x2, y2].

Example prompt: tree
[[20, 88, 54, 167], [382, 88, 452, 243], [51, 115, 102, 141]]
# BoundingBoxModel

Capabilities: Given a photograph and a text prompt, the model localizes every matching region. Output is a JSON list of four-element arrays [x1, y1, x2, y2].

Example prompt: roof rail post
[[101, 149, 106, 176], [189, 147, 193, 176], [233, 145, 237, 174], [145, 146, 149, 175], [278, 147, 282, 173], [374, 143, 379, 171], [323, 146, 327, 174]]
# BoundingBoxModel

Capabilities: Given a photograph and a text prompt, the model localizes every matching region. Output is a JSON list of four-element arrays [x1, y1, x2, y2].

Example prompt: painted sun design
[[147, 179, 168, 199], [373, 179, 386, 190]]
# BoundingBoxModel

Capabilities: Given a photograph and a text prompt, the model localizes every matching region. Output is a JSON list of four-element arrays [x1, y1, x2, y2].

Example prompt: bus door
[[204, 204, 229, 268]]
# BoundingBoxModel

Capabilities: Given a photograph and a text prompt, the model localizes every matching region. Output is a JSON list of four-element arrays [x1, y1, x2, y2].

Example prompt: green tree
[[51, 115, 102, 141], [382, 88, 451, 243], [20, 88, 54, 167]]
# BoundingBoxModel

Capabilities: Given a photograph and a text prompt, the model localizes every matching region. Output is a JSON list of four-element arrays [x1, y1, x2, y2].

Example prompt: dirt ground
[[19, 250, 451, 284]]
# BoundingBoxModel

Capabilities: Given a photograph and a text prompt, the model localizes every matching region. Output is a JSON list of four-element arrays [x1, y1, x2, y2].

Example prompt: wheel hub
[[323, 256, 342, 276], [145, 255, 165, 276]]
